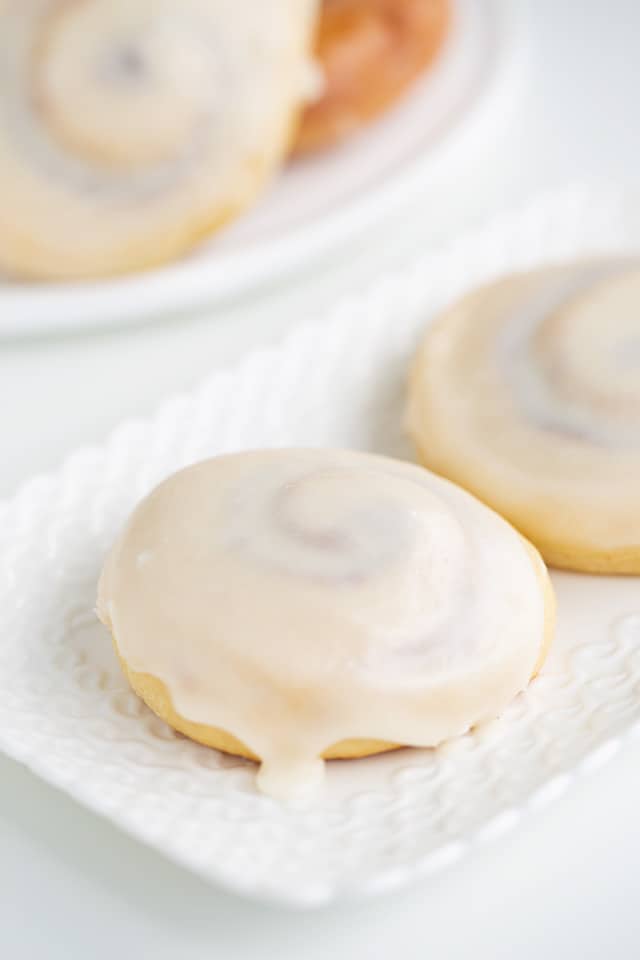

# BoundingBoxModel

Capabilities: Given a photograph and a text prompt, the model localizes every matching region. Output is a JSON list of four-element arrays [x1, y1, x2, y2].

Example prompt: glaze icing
[[497, 261, 640, 448], [98, 449, 549, 800]]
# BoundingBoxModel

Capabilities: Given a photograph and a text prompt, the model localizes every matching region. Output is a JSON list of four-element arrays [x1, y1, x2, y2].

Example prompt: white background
[[2, 2, 640, 956]]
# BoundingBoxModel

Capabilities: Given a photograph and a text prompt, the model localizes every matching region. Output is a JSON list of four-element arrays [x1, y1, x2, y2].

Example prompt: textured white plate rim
[[354, 729, 637, 902], [0, 0, 526, 339], [1, 707, 639, 909], [2, 179, 639, 909]]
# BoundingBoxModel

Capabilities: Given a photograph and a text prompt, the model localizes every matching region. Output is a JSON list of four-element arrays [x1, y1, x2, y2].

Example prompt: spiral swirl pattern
[[409, 259, 640, 572], [0, 0, 317, 278], [224, 464, 447, 584], [98, 449, 550, 799]]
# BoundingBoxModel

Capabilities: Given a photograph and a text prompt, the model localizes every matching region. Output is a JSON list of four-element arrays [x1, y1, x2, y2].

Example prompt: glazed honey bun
[[0, 0, 318, 280], [98, 449, 554, 801], [408, 260, 640, 573], [294, 0, 450, 154]]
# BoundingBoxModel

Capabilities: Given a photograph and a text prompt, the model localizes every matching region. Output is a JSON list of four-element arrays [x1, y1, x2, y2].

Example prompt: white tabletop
[[3, 2, 640, 956]]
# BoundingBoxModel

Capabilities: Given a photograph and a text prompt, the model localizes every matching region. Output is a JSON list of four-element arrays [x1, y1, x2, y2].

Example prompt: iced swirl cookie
[[408, 260, 640, 573], [294, 0, 450, 154], [97, 449, 554, 800], [0, 0, 317, 279]]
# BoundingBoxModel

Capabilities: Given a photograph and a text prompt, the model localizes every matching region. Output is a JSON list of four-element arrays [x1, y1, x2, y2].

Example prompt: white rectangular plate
[[1, 183, 640, 907]]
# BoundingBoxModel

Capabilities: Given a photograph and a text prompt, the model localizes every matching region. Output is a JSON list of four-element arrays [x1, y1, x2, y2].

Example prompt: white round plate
[[0, 0, 524, 337]]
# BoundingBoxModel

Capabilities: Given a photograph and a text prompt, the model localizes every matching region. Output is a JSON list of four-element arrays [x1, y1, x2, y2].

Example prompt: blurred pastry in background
[[294, 0, 451, 155], [0, 0, 318, 280]]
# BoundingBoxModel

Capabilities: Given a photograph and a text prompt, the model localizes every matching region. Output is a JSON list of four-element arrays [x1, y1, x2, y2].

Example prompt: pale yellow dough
[[408, 261, 640, 573], [117, 651, 400, 761]]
